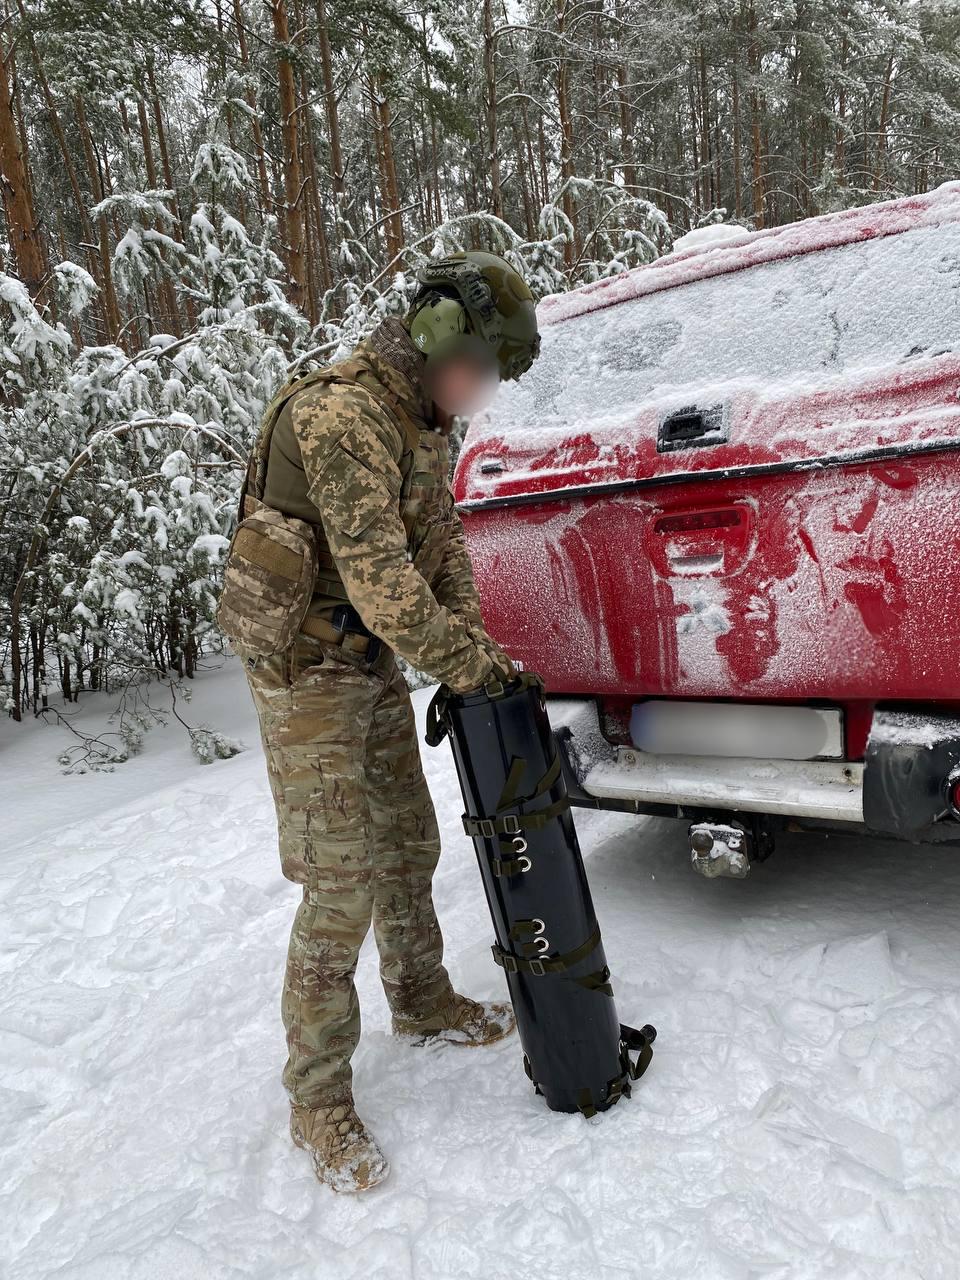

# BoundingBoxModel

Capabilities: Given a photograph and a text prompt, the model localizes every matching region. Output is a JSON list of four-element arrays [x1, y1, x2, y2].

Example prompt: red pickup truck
[[454, 184, 960, 877]]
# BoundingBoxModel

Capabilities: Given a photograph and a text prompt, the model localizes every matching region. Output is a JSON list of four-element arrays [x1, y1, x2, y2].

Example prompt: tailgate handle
[[654, 508, 742, 534], [657, 403, 727, 453]]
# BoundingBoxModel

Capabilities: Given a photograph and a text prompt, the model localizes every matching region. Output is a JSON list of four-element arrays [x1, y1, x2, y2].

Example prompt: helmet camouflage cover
[[409, 250, 541, 381]]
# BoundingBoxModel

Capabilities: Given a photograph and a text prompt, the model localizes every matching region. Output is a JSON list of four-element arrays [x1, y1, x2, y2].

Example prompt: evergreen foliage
[[2, 0, 959, 745]]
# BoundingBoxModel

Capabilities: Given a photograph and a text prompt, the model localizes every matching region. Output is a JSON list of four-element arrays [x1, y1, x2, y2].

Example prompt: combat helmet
[[408, 250, 541, 382]]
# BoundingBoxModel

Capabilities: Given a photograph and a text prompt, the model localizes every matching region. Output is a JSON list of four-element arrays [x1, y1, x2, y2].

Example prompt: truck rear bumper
[[582, 749, 862, 822], [547, 699, 960, 835]]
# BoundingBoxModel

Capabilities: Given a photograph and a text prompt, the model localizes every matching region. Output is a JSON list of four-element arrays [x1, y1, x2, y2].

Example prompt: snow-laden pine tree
[[2, 138, 304, 738]]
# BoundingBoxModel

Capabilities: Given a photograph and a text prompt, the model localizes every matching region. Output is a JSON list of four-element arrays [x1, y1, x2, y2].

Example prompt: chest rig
[[240, 346, 456, 616]]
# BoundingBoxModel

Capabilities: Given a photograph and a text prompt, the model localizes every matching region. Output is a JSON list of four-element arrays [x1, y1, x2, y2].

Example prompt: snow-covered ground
[[2, 659, 959, 1280]]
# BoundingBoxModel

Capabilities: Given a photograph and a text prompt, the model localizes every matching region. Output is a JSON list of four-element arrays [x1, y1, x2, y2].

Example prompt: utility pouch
[[216, 505, 318, 658]]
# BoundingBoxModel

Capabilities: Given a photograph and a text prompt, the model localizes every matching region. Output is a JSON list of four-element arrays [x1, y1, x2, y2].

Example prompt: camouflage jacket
[[259, 316, 495, 693]]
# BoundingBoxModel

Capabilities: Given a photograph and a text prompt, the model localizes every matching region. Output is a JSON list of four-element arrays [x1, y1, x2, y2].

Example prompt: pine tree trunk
[[316, 0, 345, 216], [747, 1, 765, 227], [100, 144, 145, 347], [483, 0, 502, 218], [537, 111, 549, 217], [699, 37, 712, 209], [145, 60, 196, 329], [687, 69, 700, 211], [367, 64, 404, 264], [13, 0, 108, 312], [516, 96, 536, 238], [215, 0, 248, 228], [796, 5, 811, 215], [0, 17, 47, 295], [362, 85, 381, 243], [295, 38, 323, 318], [873, 50, 895, 191], [835, 25, 848, 186], [232, 0, 273, 218], [615, 0, 635, 194], [75, 95, 124, 341], [555, 0, 577, 265], [9, 26, 44, 282], [408, 111, 426, 227], [420, 14, 444, 227], [382, 92, 404, 261], [136, 94, 182, 337], [269, 0, 307, 312]]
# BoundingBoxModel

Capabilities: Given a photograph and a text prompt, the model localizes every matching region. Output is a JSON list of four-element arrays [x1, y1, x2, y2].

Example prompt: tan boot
[[289, 1099, 389, 1193], [392, 992, 517, 1047]]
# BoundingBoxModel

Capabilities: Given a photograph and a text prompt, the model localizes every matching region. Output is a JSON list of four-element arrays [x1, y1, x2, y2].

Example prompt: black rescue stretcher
[[426, 671, 656, 1116]]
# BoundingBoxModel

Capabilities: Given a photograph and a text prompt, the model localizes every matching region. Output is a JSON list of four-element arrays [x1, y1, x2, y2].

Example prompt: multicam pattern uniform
[[245, 317, 498, 1108]]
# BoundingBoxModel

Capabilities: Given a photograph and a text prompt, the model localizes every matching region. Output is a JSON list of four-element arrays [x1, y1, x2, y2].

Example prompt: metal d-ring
[[512, 835, 528, 853], [518, 855, 531, 872], [531, 917, 546, 935], [534, 936, 550, 954]]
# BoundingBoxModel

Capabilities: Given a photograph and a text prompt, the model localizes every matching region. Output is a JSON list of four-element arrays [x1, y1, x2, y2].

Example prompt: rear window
[[477, 220, 960, 441]]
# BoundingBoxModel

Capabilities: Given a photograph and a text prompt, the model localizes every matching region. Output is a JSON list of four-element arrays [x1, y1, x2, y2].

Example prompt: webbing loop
[[497, 750, 561, 811], [491, 924, 602, 979], [490, 853, 531, 878]]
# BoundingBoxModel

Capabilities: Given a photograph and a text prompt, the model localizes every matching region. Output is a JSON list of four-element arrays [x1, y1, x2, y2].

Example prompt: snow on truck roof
[[537, 181, 960, 325]]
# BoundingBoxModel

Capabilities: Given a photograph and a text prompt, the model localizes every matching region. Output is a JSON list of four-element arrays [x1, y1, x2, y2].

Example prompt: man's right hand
[[465, 622, 519, 690]]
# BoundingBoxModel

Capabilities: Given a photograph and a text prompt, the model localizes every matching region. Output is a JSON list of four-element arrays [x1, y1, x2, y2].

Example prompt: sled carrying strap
[[461, 750, 569, 842], [491, 923, 602, 979], [497, 751, 561, 810], [462, 792, 569, 841], [502, 920, 614, 996]]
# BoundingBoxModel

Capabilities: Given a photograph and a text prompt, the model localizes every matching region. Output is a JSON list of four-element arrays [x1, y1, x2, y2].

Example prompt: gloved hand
[[466, 621, 519, 688]]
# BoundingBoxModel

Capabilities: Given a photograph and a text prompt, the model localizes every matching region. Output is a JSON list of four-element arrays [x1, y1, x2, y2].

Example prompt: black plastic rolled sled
[[426, 671, 656, 1116]]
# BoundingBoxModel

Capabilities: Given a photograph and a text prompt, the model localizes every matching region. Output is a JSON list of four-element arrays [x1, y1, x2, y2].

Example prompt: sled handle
[[424, 670, 547, 748], [620, 1023, 657, 1081]]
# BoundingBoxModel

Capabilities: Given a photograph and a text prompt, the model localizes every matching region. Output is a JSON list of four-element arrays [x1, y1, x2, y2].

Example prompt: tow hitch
[[688, 817, 776, 879]]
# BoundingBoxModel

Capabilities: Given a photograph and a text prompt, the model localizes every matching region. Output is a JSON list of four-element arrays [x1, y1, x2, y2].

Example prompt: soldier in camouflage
[[241, 251, 541, 1192]]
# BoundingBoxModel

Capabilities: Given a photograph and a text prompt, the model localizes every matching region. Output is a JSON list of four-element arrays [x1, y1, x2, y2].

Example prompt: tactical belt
[[299, 610, 381, 660]]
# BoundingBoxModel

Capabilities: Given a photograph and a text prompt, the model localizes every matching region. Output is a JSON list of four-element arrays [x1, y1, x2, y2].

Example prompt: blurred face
[[423, 350, 500, 418]]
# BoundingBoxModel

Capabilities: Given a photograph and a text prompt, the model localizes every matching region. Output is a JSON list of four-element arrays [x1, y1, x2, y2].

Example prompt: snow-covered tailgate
[[455, 185, 960, 838]]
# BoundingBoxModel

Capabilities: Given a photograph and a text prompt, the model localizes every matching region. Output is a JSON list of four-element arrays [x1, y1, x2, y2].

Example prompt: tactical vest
[[217, 349, 455, 657]]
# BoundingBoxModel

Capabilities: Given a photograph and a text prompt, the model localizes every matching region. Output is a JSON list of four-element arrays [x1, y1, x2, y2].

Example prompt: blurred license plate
[[630, 700, 844, 761]]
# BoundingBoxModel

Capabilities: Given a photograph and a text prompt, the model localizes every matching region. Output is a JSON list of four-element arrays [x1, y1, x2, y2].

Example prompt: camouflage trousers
[[244, 630, 455, 1108]]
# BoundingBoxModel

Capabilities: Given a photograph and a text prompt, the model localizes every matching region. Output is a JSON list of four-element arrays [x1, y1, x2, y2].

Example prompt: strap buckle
[[527, 958, 546, 977], [501, 814, 521, 834], [492, 944, 518, 974]]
